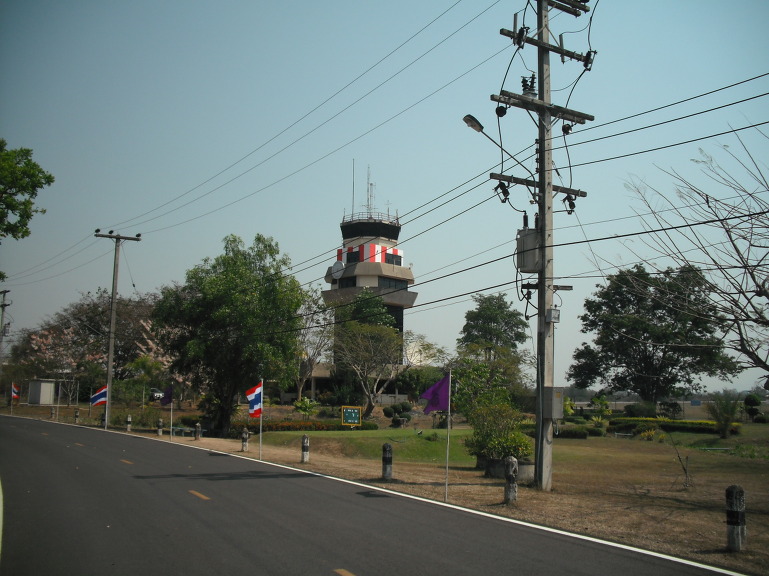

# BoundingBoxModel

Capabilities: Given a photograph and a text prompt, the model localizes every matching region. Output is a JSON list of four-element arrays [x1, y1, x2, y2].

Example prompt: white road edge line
[[0, 415, 748, 576]]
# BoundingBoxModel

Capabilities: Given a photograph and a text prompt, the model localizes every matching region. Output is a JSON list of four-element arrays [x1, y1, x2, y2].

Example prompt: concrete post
[[301, 434, 310, 463], [157, 418, 163, 436], [50, 406, 55, 419], [241, 427, 250, 452], [504, 456, 519, 505], [382, 443, 393, 481], [74, 408, 80, 424], [126, 414, 132, 432], [726, 485, 746, 552], [194, 422, 201, 440]]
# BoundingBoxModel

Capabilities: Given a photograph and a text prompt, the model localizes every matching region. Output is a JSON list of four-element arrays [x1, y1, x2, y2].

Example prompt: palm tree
[[705, 390, 740, 439]]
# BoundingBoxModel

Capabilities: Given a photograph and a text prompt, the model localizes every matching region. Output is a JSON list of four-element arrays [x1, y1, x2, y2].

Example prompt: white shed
[[28, 379, 56, 405]]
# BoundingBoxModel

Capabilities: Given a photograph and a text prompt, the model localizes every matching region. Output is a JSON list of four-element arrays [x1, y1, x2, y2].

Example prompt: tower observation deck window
[[346, 251, 360, 264], [339, 277, 356, 289], [385, 253, 402, 266], [379, 277, 407, 290]]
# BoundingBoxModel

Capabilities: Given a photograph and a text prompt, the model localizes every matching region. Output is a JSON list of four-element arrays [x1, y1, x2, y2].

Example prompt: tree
[[333, 290, 442, 418], [567, 264, 741, 403], [454, 294, 533, 409], [392, 365, 444, 401], [340, 287, 395, 327], [450, 356, 513, 418], [152, 234, 303, 435], [11, 289, 158, 402], [294, 285, 334, 400], [743, 392, 762, 421], [705, 390, 740, 439], [0, 139, 55, 279], [123, 354, 168, 406], [457, 293, 528, 361], [464, 403, 533, 466], [627, 135, 769, 387]]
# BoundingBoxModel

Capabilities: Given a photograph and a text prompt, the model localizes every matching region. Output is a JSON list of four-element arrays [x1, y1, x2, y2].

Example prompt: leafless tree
[[627, 132, 769, 387], [294, 285, 334, 400]]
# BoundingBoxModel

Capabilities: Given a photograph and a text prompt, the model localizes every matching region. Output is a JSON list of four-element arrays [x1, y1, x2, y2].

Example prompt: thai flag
[[246, 381, 263, 418], [91, 385, 107, 406], [11, 384, 19, 399]]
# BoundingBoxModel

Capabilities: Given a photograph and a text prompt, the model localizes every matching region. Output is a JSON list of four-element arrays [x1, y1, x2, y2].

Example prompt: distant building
[[28, 379, 56, 405], [322, 210, 417, 332]]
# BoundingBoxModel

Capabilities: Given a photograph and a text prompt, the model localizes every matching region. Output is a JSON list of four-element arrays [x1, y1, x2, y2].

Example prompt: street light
[[462, 114, 484, 132], [462, 115, 536, 180]]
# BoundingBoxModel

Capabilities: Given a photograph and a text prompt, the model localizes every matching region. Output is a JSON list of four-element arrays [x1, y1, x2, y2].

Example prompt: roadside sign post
[[341, 406, 361, 428]]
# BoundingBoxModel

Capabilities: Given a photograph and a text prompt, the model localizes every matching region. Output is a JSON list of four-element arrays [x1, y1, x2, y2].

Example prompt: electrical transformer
[[516, 227, 539, 273]]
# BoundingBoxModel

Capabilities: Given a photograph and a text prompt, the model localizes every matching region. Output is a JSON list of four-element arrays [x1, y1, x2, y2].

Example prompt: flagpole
[[444, 370, 452, 503], [259, 381, 263, 460]]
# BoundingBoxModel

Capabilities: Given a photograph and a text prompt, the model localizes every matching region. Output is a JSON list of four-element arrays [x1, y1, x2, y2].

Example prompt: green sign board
[[342, 406, 362, 426]]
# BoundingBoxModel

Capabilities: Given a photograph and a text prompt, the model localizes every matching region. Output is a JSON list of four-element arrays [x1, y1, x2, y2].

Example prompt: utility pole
[[0, 290, 10, 403], [94, 230, 141, 429], [489, 0, 594, 490]]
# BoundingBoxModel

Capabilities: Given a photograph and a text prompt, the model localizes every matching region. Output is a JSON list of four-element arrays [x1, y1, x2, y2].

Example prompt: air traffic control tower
[[322, 210, 417, 332]]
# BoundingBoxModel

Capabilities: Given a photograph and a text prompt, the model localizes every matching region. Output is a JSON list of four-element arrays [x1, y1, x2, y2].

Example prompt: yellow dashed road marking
[[120, 459, 133, 465], [334, 570, 356, 576], [74, 443, 85, 447], [188, 490, 210, 501]]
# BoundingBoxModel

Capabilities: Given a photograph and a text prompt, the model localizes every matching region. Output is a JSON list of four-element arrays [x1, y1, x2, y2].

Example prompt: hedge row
[[229, 419, 379, 437], [608, 417, 741, 435], [557, 425, 606, 439]]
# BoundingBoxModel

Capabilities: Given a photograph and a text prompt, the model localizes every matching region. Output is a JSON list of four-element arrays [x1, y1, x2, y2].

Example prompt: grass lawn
[[260, 427, 477, 464]]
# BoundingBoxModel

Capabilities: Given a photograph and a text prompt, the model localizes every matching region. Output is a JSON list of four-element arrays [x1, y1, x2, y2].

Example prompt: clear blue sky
[[2, 0, 768, 392]]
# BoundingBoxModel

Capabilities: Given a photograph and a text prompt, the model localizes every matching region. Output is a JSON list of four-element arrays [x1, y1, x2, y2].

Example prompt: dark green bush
[[232, 419, 379, 436], [586, 426, 606, 437], [564, 416, 587, 425], [609, 417, 742, 436], [558, 426, 589, 439], [623, 403, 657, 418], [399, 401, 413, 413], [754, 414, 767, 424], [383, 406, 395, 418], [179, 415, 200, 427]]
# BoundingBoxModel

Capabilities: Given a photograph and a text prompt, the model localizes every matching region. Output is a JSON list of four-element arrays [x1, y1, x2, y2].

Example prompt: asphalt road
[[0, 416, 742, 576]]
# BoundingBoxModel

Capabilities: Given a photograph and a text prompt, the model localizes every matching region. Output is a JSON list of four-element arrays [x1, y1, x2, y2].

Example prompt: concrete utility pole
[[536, 0, 556, 493], [0, 290, 10, 399], [489, 0, 594, 491], [94, 230, 141, 429]]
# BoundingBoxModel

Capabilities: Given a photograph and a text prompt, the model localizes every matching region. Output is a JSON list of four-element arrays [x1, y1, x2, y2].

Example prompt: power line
[[7, 75, 768, 289]]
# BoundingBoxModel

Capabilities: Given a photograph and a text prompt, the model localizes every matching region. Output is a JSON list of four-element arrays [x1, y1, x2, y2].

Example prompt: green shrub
[[609, 416, 742, 436], [565, 416, 587, 425], [235, 419, 379, 435], [623, 402, 657, 418], [179, 415, 200, 427], [558, 426, 589, 439], [383, 406, 395, 418], [586, 426, 606, 437], [399, 401, 413, 413], [465, 403, 532, 460], [754, 414, 767, 424]]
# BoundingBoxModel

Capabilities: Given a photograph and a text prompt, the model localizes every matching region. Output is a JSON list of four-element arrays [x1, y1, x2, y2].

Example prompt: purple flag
[[421, 374, 450, 414], [160, 385, 173, 406]]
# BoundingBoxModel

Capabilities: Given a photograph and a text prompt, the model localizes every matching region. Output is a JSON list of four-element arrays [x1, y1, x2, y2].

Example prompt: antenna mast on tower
[[366, 166, 376, 215]]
